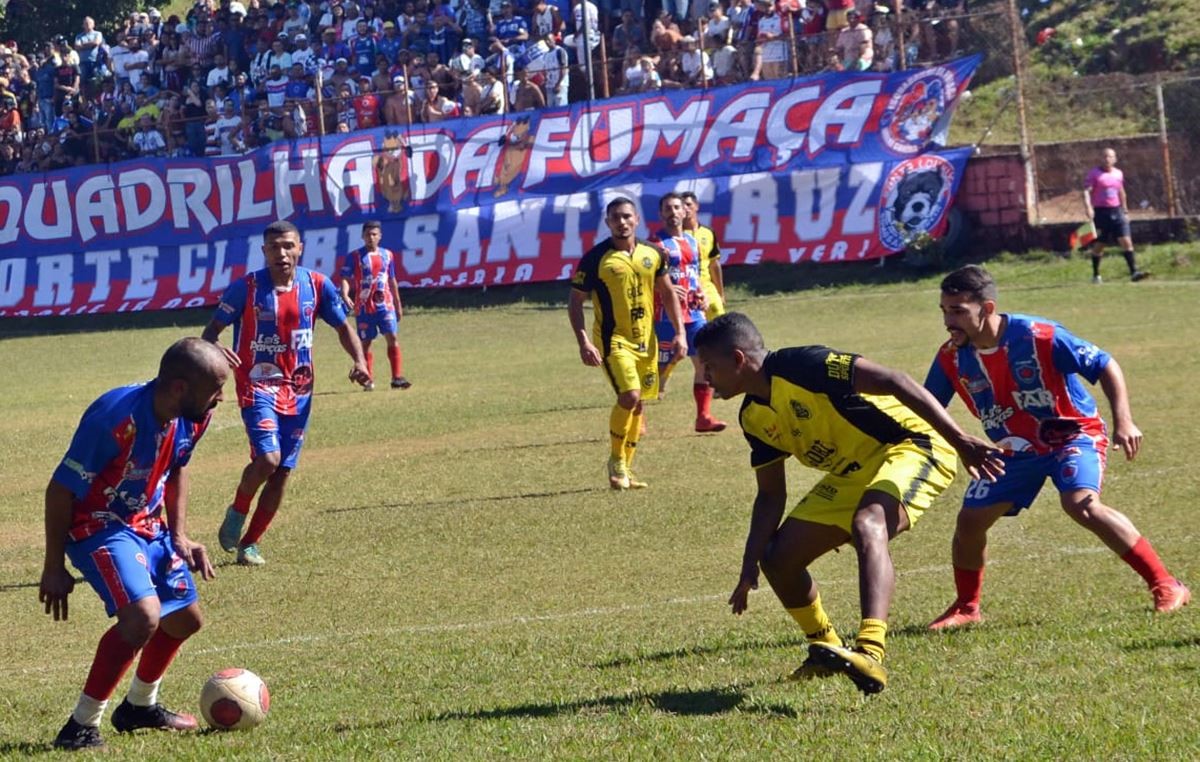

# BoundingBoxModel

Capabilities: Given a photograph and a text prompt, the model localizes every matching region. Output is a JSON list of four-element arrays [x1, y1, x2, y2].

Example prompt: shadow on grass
[[1121, 635, 1200, 652], [0, 577, 84, 594], [331, 686, 797, 730], [323, 486, 604, 514], [593, 635, 808, 670], [0, 259, 946, 340]]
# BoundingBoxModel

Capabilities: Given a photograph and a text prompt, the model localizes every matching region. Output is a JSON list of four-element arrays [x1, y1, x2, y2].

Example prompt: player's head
[[605, 197, 639, 241], [694, 312, 767, 399], [157, 338, 230, 423], [658, 192, 685, 233], [362, 220, 383, 248], [939, 265, 999, 347], [678, 191, 700, 226], [263, 220, 302, 276], [1101, 147, 1117, 169]]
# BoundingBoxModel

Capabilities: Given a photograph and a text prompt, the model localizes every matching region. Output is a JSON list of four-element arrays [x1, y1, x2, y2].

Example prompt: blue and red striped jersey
[[339, 247, 399, 316], [212, 267, 347, 412], [925, 313, 1111, 455], [53, 381, 210, 541]]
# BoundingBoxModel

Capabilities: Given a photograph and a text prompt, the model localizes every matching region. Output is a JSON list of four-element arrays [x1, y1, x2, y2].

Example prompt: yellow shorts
[[702, 282, 726, 320], [604, 345, 659, 399], [789, 438, 958, 533]]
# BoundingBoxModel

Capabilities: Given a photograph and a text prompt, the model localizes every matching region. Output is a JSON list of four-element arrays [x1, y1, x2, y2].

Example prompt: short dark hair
[[940, 264, 998, 303], [658, 191, 684, 211], [694, 312, 766, 357], [362, 220, 382, 232], [264, 219, 300, 239], [678, 191, 699, 204], [606, 196, 636, 217]]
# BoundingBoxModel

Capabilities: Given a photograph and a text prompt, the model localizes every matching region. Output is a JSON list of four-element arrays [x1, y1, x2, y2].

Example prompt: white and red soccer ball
[[199, 668, 270, 731]]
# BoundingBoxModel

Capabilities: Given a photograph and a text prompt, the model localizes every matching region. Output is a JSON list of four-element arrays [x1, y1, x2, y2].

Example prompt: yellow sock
[[609, 404, 634, 460], [855, 618, 888, 662], [786, 594, 842, 646], [623, 411, 643, 469]]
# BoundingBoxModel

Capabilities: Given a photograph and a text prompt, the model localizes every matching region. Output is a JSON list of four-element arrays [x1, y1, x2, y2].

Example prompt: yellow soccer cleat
[[607, 457, 630, 490], [807, 642, 888, 695]]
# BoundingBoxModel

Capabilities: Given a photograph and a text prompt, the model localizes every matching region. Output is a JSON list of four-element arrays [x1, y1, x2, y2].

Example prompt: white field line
[[6, 544, 1118, 679]]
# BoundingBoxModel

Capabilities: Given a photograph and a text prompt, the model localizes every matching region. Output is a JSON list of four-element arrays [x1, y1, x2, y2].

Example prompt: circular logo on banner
[[878, 155, 956, 251], [880, 67, 958, 155], [293, 365, 314, 396]]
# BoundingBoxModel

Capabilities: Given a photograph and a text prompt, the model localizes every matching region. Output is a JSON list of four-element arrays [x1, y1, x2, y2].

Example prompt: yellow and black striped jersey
[[692, 225, 720, 289], [740, 346, 940, 475], [571, 239, 666, 356]]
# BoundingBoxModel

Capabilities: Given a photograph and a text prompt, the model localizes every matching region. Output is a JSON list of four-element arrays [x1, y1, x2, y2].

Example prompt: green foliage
[[0, 0, 143, 56], [0, 244, 1197, 758]]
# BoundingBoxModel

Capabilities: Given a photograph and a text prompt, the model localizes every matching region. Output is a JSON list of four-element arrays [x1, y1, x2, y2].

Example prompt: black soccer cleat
[[53, 717, 105, 751], [111, 700, 199, 733], [390, 376, 413, 389]]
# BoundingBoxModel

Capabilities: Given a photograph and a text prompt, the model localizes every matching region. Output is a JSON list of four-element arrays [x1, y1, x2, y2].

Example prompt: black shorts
[[1093, 206, 1131, 243]]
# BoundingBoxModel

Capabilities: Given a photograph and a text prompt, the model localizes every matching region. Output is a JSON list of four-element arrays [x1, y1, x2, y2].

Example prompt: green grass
[[2, 245, 1199, 759]]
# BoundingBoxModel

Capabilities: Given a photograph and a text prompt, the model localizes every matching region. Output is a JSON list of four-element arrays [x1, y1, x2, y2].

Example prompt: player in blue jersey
[[652, 192, 727, 433], [203, 220, 371, 566], [925, 265, 1189, 629], [41, 339, 229, 751]]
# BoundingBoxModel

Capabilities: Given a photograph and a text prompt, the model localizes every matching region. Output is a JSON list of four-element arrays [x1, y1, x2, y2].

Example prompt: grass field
[[1, 246, 1198, 759]]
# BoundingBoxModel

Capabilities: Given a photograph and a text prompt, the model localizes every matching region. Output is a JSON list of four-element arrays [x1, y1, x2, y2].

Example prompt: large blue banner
[[0, 56, 979, 316]]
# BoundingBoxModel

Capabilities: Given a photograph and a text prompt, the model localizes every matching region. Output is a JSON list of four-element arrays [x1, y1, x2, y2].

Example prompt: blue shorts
[[241, 402, 310, 469], [357, 310, 398, 342], [67, 526, 197, 618], [962, 439, 1106, 515], [657, 320, 703, 365]]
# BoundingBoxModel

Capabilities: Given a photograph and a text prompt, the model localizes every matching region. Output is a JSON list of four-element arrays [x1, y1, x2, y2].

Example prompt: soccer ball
[[199, 668, 270, 731]]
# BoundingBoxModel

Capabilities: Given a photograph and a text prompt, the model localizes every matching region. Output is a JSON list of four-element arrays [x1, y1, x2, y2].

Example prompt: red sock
[[135, 629, 186, 684], [693, 384, 712, 419], [365, 351, 375, 379], [387, 345, 403, 378], [82, 626, 140, 701], [231, 487, 254, 515], [954, 566, 984, 609], [1121, 536, 1172, 588], [241, 505, 278, 546]]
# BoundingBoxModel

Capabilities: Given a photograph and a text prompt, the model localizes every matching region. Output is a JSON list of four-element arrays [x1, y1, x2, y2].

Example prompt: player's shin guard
[[387, 345, 403, 378], [79, 626, 140, 719], [954, 565, 984, 609], [231, 487, 254, 516], [128, 630, 186, 706], [365, 351, 375, 380], [787, 593, 842, 647], [1121, 536, 1172, 588], [1122, 249, 1138, 276], [693, 383, 713, 419], [241, 506, 278, 546], [855, 618, 888, 663], [623, 412, 643, 470], [609, 404, 634, 460]]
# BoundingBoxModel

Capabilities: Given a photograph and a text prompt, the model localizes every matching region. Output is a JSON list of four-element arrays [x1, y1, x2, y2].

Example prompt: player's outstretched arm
[[730, 460, 788, 616], [164, 468, 215, 581], [1099, 358, 1141, 461], [201, 321, 241, 368], [335, 318, 372, 386], [39, 481, 77, 622], [568, 289, 602, 367], [853, 357, 1005, 482]]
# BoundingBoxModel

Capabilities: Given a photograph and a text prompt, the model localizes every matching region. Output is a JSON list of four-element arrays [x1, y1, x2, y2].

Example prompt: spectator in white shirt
[[207, 52, 232, 89], [213, 99, 244, 155], [679, 35, 713, 86], [131, 115, 166, 156]]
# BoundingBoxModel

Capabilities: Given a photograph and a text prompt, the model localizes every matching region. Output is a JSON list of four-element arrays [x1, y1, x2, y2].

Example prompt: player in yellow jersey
[[680, 191, 726, 321], [569, 197, 687, 490], [695, 312, 1003, 694]]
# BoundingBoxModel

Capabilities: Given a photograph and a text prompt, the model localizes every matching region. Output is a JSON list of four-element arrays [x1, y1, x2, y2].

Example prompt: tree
[[0, 0, 142, 55]]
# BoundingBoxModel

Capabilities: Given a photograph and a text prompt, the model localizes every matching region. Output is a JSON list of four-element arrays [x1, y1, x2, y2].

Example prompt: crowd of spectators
[[0, 0, 968, 175]]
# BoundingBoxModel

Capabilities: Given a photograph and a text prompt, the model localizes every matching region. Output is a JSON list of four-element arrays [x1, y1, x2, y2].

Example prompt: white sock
[[71, 693, 107, 728], [126, 676, 161, 707]]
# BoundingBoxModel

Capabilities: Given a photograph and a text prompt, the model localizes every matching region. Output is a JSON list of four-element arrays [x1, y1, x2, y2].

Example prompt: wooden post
[[894, 0, 906, 70], [314, 69, 327, 137], [403, 62, 415, 124], [598, 30, 611, 98], [787, 8, 798, 78], [699, 18, 709, 88], [92, 119, 102, 163], [580, 0, 596, 100], [1007, 0, 1039, 224], [1155, 73, 1178, 218]]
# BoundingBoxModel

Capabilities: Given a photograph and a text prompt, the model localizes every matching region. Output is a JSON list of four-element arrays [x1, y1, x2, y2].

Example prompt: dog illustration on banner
[[494, 118, 534, 198], [374, 131, 410, 213], [878, 154, 956, 251]]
